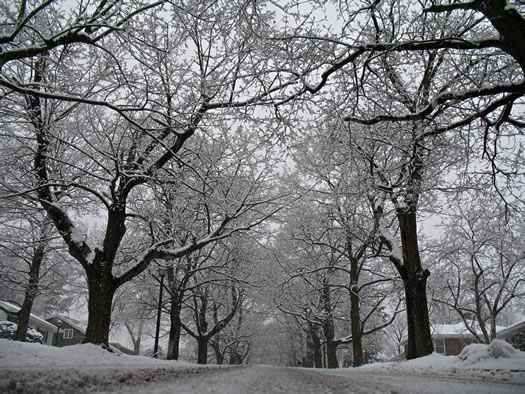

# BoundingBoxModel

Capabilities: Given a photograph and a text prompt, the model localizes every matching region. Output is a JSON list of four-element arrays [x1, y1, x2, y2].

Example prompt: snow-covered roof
[[496, 320, 525, 339], [400, 322, 510, 345], [45, 314, 86, 334], [431, 322, 508, 338], [431, 323, 475, 338], [0, 300, 58, 332], [399, 323, 475, 344]]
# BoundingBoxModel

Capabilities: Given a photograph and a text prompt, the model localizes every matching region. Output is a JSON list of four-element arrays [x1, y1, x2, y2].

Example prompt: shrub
[[0, 320, 44, 343]]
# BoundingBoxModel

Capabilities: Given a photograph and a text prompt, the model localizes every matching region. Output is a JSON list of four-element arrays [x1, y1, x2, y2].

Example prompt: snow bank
[[350, 340, 525, 384], [0, 339, 223, 392], [459, 339, 517, 364], [0, 338, 194, 369]]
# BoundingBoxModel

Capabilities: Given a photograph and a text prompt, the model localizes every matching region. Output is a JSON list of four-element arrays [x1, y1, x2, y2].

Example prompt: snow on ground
[[0, 339, 195, 369], [0, 339, 222, 392], [360, 339, 525, 373], [320, 339, 525, 388], [1, 338, 524, 393]]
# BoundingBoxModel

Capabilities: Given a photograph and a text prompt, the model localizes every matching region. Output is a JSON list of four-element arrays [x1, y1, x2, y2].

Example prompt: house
[[496, 319, 525, 351], [401, 322, 512, 357], [45, 315, 86, 347], [400, 323, 477, 356], [0, 300, 57, 345], [427, 323, 476, 356]]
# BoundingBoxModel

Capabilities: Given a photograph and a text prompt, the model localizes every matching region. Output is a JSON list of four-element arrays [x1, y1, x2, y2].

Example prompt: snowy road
[[2, 364, 524, 393], [127, 365, 525, 393]]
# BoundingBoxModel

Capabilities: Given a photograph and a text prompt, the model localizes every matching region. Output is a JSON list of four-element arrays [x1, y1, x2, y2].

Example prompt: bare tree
[[0, 128, 74, 340], [431, 190, 525, 343], [182, 277, 243, 365], [263, 0, 524, 359], [1, 0, 291, 346]]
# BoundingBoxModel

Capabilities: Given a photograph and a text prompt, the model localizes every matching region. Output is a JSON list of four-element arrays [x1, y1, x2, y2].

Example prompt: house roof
[[0, 300, 58, 332], [45, 314, 86, 334], [400, 322, 509, 345], [431, 322, 508, 338], [399, 323, 474, 345], [110, 342, 135, 355], [431, 323, 476, 338], [496, 319, 525, 339]]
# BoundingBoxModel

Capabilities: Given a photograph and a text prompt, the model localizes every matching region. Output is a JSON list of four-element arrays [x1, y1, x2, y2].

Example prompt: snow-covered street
[[126, 365, 525, 394], [1, 363, 524, 393], [1, 339, 524, 393]]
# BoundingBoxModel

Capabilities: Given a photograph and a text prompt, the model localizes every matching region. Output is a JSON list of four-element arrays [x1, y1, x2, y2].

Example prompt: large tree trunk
[[321, 279, 338, 368], [211, 340, 224, 365], [167, 302, 182, 360], [349, 256, 363, 367], [349, 288, 363, 366], [398, 210, 433, 359], [84, 268, 116, 346], [326, 342, 339, 369], [310, 323, 323, 368], [197, 337, 209, 364], [303, 328, 314, 367], [14, 293, 36, 342], [15, 222, 48, 342], [476, 0, 525, 73]]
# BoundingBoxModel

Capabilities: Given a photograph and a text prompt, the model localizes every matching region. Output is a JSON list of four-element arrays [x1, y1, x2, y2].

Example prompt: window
[[434, 338, 445, 354], [63, 328, 74, 339]]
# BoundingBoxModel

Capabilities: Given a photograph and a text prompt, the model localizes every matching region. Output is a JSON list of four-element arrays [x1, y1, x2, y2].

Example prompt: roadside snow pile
[[0, 338, 199, 369], [458, 339, 517, 364], [0, 339, 224, 392], [353, 339, 525, 384]]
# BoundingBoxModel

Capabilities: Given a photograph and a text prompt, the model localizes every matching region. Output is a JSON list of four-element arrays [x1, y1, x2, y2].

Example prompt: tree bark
[[211, 340, 224, 364], [84, 267, 116, 346], [310, 323, 323, 368], [476, 0, 525, 73], [321, 279, 339, 368], [167, 302, 182, 360], [349, 288, 363, 366], [326, 342, 339, 369], [197, 337, 209, 364], [15, 220, 48, 342], [15, 292, 36, 342], [397, 210, 433, 359], [349, 256, 363, 367]]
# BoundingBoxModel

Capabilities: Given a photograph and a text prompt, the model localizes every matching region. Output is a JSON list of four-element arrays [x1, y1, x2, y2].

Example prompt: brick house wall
[[46, 316, 85, 347], [404, 336, 474, 357], [444, 337, 474, 355]]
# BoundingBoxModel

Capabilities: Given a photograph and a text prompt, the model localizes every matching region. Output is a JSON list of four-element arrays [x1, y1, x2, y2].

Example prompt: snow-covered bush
[[488, 339, 516, 358], [0, 320, 17, 338], [0, 320, 44, 343], [458, 339, 517, 364]]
